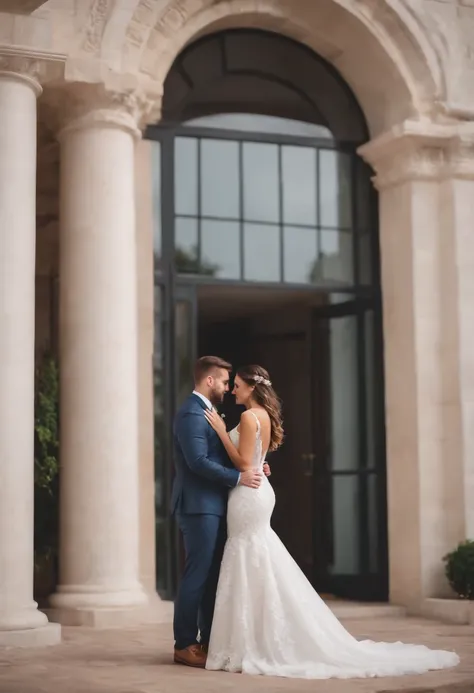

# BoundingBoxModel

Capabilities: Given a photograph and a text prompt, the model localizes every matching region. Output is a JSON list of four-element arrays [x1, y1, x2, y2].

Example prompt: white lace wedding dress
[[206, 412, 460, 679]]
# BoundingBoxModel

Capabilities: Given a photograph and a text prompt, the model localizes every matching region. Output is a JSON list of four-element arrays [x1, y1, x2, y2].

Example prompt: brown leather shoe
[[174, 644, 207, 668]]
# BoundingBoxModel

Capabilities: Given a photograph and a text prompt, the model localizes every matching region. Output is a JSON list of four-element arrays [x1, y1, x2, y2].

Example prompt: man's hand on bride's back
[[263, 462, 271, 477], [239, 469, 263, 489]]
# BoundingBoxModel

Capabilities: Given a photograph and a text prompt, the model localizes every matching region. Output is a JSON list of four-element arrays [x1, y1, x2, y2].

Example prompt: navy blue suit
[[172, 393, 239, 650]]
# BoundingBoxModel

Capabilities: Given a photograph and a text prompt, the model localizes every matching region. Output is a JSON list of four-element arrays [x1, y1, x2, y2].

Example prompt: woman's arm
[[205, 409, 257, 472], [177, 411, 240, 487]]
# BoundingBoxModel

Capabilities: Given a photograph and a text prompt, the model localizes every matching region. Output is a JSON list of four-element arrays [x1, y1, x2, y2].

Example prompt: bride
[[203, 364, 460, 680]]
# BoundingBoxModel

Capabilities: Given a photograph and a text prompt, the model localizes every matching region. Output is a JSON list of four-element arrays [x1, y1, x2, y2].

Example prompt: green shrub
[[34, 354, 59, 563], [443, 540, 474, 600]]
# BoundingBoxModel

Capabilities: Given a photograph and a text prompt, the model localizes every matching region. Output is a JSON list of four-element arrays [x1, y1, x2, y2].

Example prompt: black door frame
[[310, 297, 388, 600], [150, 124, 387, 600]]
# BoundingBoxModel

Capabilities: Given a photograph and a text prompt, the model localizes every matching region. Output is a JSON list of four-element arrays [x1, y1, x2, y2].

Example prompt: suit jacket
[[171, 393, 240, 516]]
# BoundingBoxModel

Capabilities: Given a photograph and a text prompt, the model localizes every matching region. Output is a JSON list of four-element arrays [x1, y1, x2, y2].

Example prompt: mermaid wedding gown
[[206, 412, 460, 679]]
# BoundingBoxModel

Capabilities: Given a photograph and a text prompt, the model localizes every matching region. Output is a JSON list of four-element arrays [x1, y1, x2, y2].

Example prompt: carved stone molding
[[126, 0, 160, 49], [446, 134, 474, 180], [43, 82, 162, 141], [82, 0, 114, 55], [358, 120, 474, 188]]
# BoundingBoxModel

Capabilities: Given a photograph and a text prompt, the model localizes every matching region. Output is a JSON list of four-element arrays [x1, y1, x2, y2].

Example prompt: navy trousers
[[173, 513, 227, 650]]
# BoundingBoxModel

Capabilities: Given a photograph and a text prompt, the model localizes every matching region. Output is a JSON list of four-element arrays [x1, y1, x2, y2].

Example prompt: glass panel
[[244, 223, 280, 282], [329, 475, 360, 575], [153, 287, 168, 596], [368, 473, 379, 573], [201, 139, 239, 218], [175, 137, 198, 216], [364, 310, 376, 470], [284, 226, 318, 284], [282, 145, 317, 226], [175, 217, 199, 274], [320, 229, 354, 284], [186, 113, 334, 139], [175, 295, 195, 408], [151, 141, 161, 271], [329, 293, 355, 305], [359, 232, 372, 285], [201, 219, 240, 279], [319, 150, 352, 228], [243, 143, 279, 223], [329, 315, 359, 470]]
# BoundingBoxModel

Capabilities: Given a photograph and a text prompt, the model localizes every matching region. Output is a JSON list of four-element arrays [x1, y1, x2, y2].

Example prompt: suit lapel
[[190, 394, 223, 449], [191, 393, 210, 412]]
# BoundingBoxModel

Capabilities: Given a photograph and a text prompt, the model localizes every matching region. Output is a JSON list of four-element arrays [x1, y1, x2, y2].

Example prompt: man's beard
[[209, 388, 224, 406]]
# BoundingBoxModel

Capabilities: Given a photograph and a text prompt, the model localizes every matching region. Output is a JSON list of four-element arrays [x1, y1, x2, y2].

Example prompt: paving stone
[[0, 616, 473, 693]]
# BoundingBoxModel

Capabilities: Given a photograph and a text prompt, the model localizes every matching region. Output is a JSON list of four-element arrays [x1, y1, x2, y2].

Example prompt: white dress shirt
[[192, 390, 212, 410]]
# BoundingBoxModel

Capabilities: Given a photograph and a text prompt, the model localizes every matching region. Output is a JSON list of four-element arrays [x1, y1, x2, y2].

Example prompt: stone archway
[[117, 0, 447, 136]]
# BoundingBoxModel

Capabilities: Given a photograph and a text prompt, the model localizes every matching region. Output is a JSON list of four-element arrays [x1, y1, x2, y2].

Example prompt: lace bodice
[[228, 410, 265, 470]]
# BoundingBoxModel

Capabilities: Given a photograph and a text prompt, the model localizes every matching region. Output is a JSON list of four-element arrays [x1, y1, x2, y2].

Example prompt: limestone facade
[[0, 0, 474, 646]]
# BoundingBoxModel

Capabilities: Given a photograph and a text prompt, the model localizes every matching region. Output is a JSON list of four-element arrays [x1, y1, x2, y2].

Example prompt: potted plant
[[443, 540, 474, 600]]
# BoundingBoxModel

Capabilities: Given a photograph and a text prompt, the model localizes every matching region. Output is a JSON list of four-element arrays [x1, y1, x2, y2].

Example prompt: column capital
[[50, 83, 161, 141], [0, 47, 66, 97], [358, 120, 474, 188], [0, 53, 42, 97]]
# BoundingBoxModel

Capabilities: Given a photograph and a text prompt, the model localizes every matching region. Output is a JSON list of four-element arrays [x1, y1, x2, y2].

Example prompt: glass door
[[154, 282, 198, 598], [153, 284, 172, 597], [310, 298, 387, 600]]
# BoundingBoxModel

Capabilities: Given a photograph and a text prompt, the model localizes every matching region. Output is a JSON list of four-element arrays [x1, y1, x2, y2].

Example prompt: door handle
[[301, 453, 316, 476]]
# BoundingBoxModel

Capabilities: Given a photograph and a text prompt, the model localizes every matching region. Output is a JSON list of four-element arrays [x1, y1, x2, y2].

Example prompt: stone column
[[49, 88, 148, 626], [439, 136, 474, 543], [359, 123, 458, 609], [0, 56, 60, 646], [135, 139, 158, 596]]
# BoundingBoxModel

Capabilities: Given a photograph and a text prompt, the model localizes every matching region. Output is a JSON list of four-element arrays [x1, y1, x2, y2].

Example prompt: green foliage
[[443, 540, 474, 600], [34, 355, 59, 491], [34, 355, 59, 561], [154, 248, 219, 276], [175, 247, 219, 276]]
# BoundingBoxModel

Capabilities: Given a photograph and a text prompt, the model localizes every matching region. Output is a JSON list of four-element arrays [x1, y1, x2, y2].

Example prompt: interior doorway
[[167, 282, 388, 601]]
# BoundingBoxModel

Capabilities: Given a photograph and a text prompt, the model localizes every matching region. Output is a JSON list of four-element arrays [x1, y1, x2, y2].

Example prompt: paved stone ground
[[0, 617, 473, 693]]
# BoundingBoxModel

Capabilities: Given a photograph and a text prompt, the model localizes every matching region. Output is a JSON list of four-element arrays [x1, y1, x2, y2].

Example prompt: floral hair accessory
[[252, 375, 272, 386]]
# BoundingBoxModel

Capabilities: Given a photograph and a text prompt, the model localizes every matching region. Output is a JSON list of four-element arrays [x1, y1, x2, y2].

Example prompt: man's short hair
[[194, 355, 232, 384]]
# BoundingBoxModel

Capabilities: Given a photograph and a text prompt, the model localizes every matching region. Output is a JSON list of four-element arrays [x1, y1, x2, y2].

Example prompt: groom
[[172, 355, 267, 668]]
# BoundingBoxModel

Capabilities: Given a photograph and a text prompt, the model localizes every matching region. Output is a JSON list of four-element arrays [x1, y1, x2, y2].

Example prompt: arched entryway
[[149, 28, 388, 602]]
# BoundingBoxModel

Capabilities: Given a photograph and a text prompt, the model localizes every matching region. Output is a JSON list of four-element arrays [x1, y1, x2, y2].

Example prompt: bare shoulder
[[240, 409, 258, 428], [247, 407, 270, 427]]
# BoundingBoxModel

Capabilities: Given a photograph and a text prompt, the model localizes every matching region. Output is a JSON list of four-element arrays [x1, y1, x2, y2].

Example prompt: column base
[[49, 583, 148, 609], [45, 593, 173, 628], [140, 592, 173, 624], [0, 623, 61, 648]]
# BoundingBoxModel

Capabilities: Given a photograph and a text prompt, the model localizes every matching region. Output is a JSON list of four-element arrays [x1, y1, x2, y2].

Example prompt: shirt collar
[[192, 390, 213, 411]]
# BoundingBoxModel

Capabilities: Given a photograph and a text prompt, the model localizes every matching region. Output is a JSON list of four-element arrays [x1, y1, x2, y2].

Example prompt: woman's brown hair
[[236, 365, 284, 452]]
